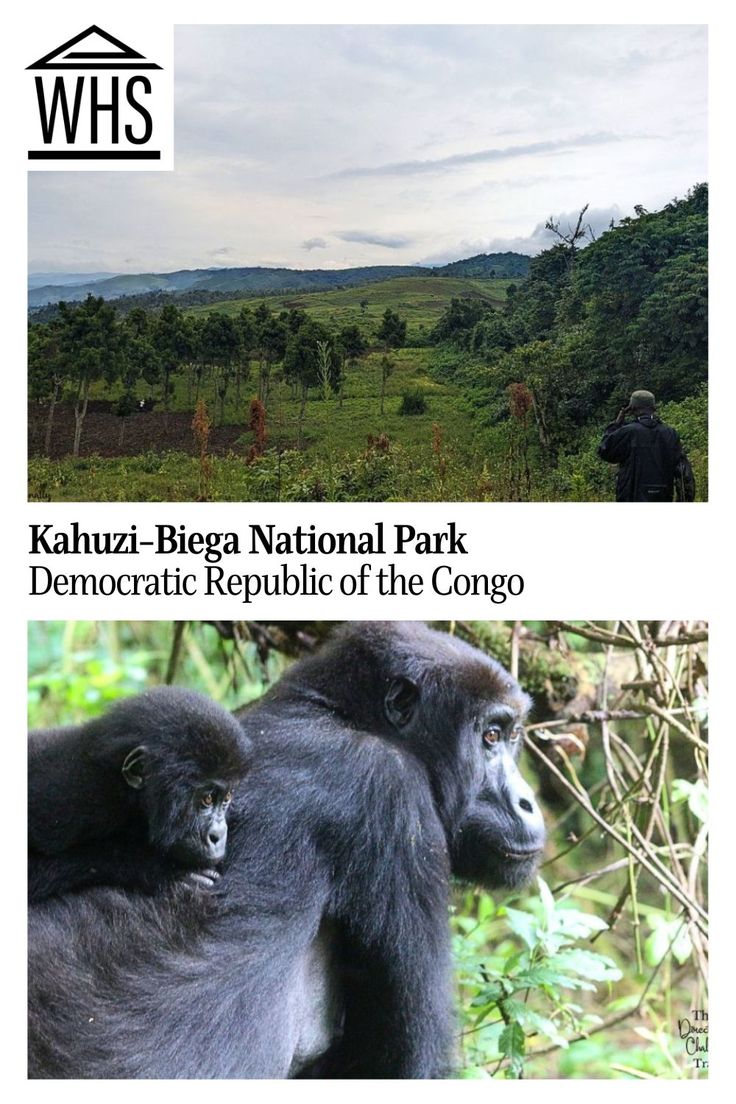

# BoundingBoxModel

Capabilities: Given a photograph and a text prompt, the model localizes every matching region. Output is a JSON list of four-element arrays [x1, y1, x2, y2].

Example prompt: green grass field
[[187, 276, 509, 342], [262, 346, 472, 451]]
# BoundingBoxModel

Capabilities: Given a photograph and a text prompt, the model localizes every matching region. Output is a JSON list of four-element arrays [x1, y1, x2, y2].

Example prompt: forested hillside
[[428, 183, 708, 498]]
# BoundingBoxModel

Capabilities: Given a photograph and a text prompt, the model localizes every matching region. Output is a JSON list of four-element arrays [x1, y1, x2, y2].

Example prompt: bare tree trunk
[[264, 364, 273, 406], [218, 370, 230, 426], [529, 388, 550, 448], [298, 382, 308, 449], [162, 367, 172, 434], [44, 380, 60, 456], [72, 378, 90, 458]]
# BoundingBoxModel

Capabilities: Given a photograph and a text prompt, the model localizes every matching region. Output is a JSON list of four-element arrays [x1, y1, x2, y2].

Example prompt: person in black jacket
[[598, 390, 695, 502]]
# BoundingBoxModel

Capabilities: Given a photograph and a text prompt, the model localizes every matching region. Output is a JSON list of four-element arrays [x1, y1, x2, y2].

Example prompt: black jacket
[[598, 414, 686, 502]]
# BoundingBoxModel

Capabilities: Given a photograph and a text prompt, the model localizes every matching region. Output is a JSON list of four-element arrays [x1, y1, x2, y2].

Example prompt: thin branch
[[164, 621, 187, 685], [523, 736, 708, 934]]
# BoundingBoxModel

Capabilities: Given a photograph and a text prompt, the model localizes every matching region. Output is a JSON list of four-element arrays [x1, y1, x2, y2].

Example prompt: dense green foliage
[[427, 185, 708, 498]]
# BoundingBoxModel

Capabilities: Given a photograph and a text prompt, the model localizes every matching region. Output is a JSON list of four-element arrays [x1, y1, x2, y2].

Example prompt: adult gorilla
[[28, 622, 545, 1079]]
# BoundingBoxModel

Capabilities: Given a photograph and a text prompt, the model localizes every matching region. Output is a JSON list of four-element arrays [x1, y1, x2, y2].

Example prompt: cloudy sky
[[28, 24, 707, 275]]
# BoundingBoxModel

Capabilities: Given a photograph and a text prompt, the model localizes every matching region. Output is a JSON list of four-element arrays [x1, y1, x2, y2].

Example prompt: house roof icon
[[27, 25, 162, 70]]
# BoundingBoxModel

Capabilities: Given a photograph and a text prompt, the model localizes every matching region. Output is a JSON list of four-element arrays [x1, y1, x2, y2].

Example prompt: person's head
[[629, 389, 656, 414]]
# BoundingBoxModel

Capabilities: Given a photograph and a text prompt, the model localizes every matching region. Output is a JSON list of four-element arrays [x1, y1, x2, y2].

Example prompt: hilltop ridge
[[28, 252, 530, 309]]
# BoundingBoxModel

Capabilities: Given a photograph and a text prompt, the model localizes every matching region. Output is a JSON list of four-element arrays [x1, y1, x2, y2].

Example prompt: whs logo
[[26, 24, 173, 170]]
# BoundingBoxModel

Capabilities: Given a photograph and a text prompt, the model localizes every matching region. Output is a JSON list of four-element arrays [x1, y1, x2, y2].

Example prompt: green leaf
[[503, 907, 539, 949], [470, 983, 504, 1008], [537, 876, 557, 930], [499, 1021, 526, 1078], [552, 908, 610, 939], [457, 1066, 492, 1079], [645, 917, 692, 966], [477, 894, 495, 923], [671, 777, 708, 822], [550, 948, 623, 982]]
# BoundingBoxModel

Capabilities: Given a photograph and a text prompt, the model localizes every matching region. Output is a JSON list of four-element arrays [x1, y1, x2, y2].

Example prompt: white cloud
[[29, 25, 707, 273], [335, 230, 415, 249]]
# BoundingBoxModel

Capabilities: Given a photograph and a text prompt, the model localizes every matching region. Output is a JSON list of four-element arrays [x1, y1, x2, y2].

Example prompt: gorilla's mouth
[[498, 846, 544, 862]]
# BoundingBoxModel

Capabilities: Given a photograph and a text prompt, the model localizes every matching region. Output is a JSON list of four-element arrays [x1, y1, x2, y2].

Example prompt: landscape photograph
[[27, 25, 708, 503]]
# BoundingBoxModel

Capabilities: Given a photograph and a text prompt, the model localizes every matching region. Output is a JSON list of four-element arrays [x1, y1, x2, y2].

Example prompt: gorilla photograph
[[27, 620, 709, 1079]]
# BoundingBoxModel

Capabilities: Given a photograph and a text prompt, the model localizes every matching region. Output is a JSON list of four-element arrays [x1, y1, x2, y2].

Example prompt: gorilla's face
[[382, 644, 546, 892], [451, 691, 545, 890]]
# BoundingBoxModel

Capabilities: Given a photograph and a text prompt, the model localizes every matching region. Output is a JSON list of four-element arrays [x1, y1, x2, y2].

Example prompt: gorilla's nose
[[510, 772, 546, 848], [206, 827, 227, 858]]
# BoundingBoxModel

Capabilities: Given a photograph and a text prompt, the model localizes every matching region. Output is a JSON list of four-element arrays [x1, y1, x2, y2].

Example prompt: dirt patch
[[28, 403, 252, 459]]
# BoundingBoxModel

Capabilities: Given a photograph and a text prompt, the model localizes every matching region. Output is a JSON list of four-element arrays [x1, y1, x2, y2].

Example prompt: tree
[[338, 324, 366, 407], [283, 318, 332, 446], [199, 313, 241, 424], [114, 391, 138, 448], [57, 296, 121, 458], [432, 297, 491, 347], [28, 321, 65, 456], [377, 307, 407, 351], [256, 310, 288, 405], [116, 322, 160, 446], [152, 305, 192, 425], [376, 310, 405, 415], [236, 307, 257, 407], [316, 341, 333, 403], [545, 203, 595, 271], [379, 355, 395, 417]]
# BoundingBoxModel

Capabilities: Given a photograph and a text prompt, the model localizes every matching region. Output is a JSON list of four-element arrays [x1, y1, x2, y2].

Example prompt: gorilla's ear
[[385, 677, 419, 730], [121, 746, 147, 790]]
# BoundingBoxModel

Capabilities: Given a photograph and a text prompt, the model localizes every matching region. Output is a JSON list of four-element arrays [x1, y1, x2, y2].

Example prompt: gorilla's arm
[[314, 755, 455, 1078], [318, 913, 452, 1078], [28, 842, 202, 903]]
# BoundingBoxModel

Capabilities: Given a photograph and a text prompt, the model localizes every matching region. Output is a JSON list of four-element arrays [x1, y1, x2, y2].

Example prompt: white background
[[4, 0, 733, 1098]]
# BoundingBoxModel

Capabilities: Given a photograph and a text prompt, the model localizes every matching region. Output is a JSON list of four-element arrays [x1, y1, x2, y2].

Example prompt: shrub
[[399, 388, 428, 416]]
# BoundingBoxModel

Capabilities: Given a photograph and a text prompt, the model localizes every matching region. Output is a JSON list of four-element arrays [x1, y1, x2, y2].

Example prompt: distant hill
[[28, 253, 530, 309], [437, 251, 530, 278], [27, 271, 119, 291]]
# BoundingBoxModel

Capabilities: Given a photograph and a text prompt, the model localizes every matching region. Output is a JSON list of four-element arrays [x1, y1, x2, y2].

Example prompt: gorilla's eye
[[201, 792, 214, 808], [510, 725, 524, 743], [482, 725, 502, 748]]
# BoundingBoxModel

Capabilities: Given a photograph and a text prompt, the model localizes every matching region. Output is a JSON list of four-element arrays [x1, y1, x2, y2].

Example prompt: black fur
[[28, 623, 545, 1079], [28, 687, 251, 902]]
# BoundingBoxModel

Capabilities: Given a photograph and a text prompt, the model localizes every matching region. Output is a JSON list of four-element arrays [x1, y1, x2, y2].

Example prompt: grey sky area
[[28, 24, 707, 274]]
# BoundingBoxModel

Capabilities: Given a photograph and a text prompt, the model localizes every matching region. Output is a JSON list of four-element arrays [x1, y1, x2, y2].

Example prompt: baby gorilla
[[28, 686, 251, 903]]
